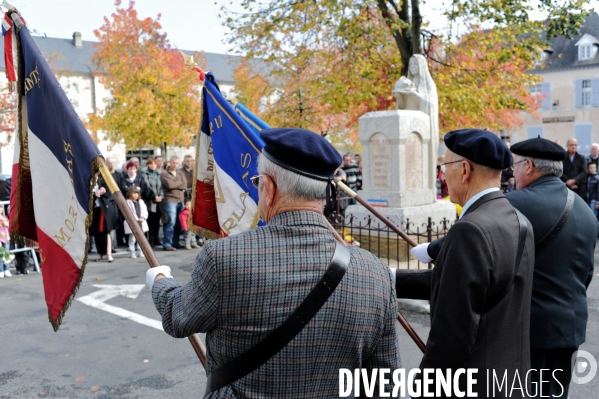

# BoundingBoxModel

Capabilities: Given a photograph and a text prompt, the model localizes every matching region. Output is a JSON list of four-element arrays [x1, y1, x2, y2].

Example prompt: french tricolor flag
[[2, 12, 18, 82], [8, 23, 101, 330], [192, 73, 266, 237]]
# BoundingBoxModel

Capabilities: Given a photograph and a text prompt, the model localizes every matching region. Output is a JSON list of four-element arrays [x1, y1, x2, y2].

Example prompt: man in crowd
[[412, 136, 599, 397], [341, 153, 360, 192], [160, 156, 187, 251], [561, 138, 587, 200], [586, 142, 599, 169], [147, 128, 399, 397], [155, 156, 165, 173], [180, 154, 194, 203], [396, 129, 535, 396]]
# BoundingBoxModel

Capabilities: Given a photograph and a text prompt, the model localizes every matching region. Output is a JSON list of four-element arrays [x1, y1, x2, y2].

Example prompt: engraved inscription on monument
[[405, 132, 422, 190], [370, 132, 391, 189]]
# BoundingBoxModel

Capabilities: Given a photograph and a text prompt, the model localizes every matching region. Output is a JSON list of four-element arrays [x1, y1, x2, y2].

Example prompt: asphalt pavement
[[1, 242, 598, 398]]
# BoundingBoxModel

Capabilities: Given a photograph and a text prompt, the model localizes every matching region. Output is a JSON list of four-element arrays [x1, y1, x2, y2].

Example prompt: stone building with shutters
[[510, 12, 599, 155]]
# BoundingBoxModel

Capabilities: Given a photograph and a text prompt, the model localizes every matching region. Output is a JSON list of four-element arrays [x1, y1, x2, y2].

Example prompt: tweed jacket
[[153, 211, 400, 398], [396, 191, 535, 397]]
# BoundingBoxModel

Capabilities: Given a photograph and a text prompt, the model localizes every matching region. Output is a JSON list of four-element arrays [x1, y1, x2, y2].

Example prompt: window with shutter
[[575, 124, 593, 156]]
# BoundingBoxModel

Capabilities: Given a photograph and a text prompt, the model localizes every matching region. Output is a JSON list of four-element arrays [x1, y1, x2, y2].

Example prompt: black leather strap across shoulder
[[204, 242, 351, 396], [535, 189, 575, 255], [483, 209, 527, 313]]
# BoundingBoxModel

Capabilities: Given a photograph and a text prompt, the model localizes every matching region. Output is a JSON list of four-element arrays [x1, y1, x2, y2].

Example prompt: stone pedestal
[[358, 110, 436, 207], [346, 109, 455, 230]]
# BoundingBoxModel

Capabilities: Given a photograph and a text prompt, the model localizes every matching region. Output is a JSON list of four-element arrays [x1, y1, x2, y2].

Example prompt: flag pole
[[7, 11, 207, 368], [336, 181, 426, 353], [96, 159, 208, 368]]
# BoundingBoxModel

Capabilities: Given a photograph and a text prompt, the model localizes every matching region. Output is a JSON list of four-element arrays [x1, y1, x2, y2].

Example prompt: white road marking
[[77, 284, 163, 331]]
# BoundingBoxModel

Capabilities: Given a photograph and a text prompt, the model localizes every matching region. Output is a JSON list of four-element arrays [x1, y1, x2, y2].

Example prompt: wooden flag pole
[[5, 10, 209, 368], [336, 181, 427, 354], [97, 159, 207, 368]]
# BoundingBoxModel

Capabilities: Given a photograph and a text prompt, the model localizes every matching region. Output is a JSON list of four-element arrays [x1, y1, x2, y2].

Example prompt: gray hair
[[516, 155, 563, 177], [257, 155, 328, 202], [170, 155, 179, 162]]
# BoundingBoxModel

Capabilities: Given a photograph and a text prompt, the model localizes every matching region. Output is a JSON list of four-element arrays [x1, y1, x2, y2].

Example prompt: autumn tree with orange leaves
[[225, 0, 591, 143], [88, 0, 201, 149]]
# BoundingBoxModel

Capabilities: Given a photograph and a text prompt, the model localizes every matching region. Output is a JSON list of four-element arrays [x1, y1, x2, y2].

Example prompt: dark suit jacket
[[561, 152, 588, 200], [426, 177, 599, 349], [396, 191, 535, 397], [505, 176, 598, 348]]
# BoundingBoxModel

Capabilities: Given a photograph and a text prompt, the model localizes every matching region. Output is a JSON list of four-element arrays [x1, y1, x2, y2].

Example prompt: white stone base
[[345, 199, 456, 231]]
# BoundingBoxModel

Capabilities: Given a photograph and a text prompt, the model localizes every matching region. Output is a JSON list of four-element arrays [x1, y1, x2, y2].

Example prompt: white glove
[[411, 243, 433, 263], [146, 265, 173, 289], [389, 267, 397, 282]]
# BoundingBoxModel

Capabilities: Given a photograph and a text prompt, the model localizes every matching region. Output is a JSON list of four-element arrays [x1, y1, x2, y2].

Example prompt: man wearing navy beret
[[394, 128, 536, 396], [409, 136, 599, 397], [148, 128, 400, 397]]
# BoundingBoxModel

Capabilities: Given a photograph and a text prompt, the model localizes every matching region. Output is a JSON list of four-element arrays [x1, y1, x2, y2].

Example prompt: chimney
[[73, 32, 82, 48]]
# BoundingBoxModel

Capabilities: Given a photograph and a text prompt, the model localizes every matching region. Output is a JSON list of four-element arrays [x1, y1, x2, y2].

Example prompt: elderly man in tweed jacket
[[148, 128, 400, 398]]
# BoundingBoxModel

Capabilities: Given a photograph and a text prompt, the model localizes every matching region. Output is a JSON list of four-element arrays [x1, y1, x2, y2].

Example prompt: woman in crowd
[[142, 158, 164, 247], [91, 174, 119, 262], [120, 160, 144, 198]]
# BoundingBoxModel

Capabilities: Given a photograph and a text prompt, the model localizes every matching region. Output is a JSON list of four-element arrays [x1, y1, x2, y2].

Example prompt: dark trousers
[[530, 347, 577, 398], [147, 210, 162, 246]]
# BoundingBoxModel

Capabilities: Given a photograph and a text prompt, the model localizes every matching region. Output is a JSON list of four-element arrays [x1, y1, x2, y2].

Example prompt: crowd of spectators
[[91, 154, 203, 260]]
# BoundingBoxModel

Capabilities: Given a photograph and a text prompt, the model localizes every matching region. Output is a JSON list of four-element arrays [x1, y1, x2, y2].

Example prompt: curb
[[397, 299, 430, 313]]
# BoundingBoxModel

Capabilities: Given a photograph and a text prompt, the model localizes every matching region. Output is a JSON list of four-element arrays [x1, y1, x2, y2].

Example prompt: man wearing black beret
[[395, 128, 536, 396], [148, 128, 400, 397], [410, 135, 599, 397], [506, 137, 598, 397]]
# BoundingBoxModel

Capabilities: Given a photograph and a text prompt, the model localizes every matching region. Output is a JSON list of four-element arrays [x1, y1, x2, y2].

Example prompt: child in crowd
[[586, 162, 599, 217], [0, 206, 11, 278], [506, 177, 516, 192], [179, 201, 200, 250], [124, 187, 148, 258]]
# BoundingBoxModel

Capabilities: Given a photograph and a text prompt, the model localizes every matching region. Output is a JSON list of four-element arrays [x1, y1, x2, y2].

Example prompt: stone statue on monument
[[392, 54, 440, 189]]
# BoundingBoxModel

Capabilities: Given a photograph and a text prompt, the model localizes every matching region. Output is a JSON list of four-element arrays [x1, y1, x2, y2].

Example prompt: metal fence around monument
[[326, 208, 457, 270]]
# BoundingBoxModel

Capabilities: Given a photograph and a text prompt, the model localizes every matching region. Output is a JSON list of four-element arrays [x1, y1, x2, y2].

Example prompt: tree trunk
[[376, 0, 415, 76], [411, 0, 422, 56]]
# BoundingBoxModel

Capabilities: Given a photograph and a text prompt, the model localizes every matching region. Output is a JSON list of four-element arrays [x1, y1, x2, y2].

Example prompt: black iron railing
[[326, 211, 457, 269]]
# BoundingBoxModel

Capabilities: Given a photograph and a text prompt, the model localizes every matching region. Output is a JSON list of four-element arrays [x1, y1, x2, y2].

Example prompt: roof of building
[[534, 12, 599, 73], [0, 32, 244, 85]]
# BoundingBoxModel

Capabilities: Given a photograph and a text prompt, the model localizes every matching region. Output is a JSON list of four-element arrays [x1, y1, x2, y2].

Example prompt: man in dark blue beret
[[507, 136, 598, 397], [394, 128, 536, 396], [149, 127, 399, 397]]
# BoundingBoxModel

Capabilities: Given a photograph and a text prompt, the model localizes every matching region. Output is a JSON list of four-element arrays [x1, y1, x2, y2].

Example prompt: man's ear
[[263, 175, 276, 205], [461, 161, 471, 183]]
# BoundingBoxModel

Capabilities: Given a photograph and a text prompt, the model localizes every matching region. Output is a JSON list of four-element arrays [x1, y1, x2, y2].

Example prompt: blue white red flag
[[9, 24, 101, 330], [192, 73, 267, 237], [2, 12, 17, 82]]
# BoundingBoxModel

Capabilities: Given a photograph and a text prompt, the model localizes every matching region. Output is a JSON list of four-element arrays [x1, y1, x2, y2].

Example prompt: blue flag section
[[192, 73, 267, 237], [234, 103, 270, 135], [13, 25, 102, 330]]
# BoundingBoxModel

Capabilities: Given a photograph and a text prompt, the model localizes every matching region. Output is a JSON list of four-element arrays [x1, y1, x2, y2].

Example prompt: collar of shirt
[[570, 154, 575, 162], [459, 187, 500, 219], [169, 170, 177, 177]]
